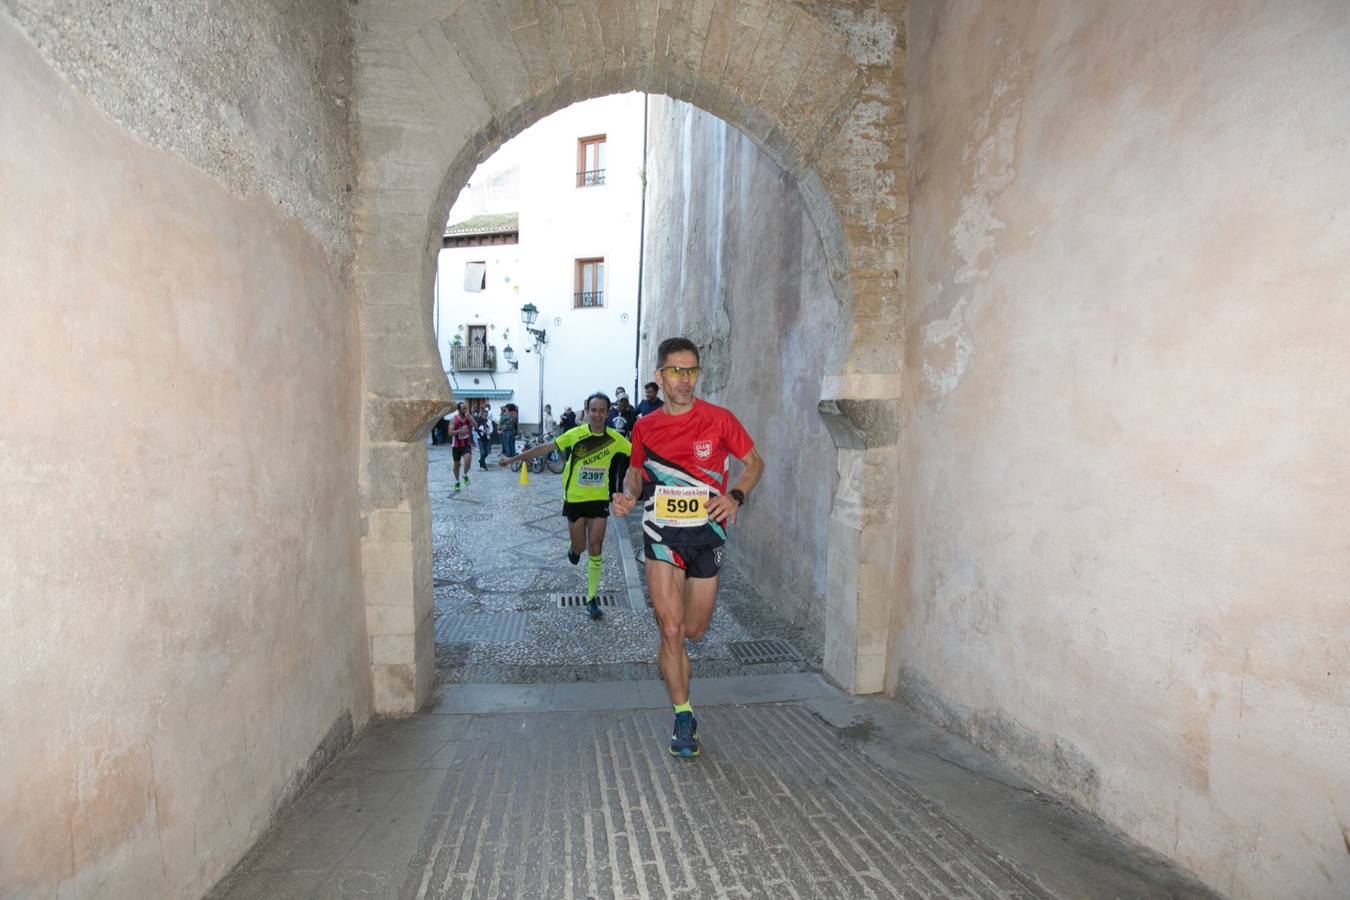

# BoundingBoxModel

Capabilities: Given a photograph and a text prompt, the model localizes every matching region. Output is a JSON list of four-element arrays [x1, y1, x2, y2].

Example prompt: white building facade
[[435, 92, 647, 434]]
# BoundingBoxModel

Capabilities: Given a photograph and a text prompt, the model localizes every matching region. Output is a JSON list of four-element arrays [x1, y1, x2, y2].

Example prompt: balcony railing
[[574, 291, 604, 308], [576, 169, 606, 187], [450, 344, 497, 371]]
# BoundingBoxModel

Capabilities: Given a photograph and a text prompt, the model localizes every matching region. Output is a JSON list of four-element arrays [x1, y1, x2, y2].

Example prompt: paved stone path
[[428, 443, 821, 684], [211, 678, 1218, 900], [397, 705, 1049, 900], [208, 444, 1220, 899]]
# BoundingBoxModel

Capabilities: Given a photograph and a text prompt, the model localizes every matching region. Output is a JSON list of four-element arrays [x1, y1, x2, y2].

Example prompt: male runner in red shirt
[[612, 337, 764, 757], [448, 401, 474, 493]]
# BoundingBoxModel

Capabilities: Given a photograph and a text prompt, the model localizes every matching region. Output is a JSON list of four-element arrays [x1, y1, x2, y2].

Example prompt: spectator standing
[[474, 404, 492, 469], [636, 381, 664, 418], [542, 404, 558, 437], [431, 410, 450, 445], [607, 395, 637, 436], [559, 406, 577, 431], [607, 395, 638, 490], [499, 403, 519, 459]]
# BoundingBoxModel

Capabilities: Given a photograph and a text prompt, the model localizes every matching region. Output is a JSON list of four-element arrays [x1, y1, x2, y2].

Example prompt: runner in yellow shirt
[[501, 393, 631, 620]]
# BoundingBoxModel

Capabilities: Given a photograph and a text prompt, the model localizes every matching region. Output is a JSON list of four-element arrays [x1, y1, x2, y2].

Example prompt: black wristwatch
[[729, 488, 746, 506]]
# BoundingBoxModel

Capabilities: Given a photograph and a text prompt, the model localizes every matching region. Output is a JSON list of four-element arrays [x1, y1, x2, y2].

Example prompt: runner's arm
[[497, 439, 558, 467], [611, 465, 644, 516], [708, 446, 764, 524]]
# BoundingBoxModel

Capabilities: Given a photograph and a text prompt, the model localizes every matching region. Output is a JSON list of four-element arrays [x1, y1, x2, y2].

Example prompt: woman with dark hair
[[501, 392, 629, 620]]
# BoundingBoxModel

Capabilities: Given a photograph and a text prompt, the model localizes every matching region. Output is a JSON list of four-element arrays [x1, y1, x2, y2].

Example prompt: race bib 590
[[651, 486, 710, 527]]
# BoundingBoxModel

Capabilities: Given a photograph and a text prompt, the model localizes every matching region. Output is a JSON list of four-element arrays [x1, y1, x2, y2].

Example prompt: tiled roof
[[444, 212, 519, 237]]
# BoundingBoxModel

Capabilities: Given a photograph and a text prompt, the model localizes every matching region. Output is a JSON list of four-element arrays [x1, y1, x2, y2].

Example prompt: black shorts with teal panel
[[642, 536, 726, 579]]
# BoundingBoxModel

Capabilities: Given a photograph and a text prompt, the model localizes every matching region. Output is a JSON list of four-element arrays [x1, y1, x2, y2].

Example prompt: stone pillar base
[[362, 441, 436, 714]]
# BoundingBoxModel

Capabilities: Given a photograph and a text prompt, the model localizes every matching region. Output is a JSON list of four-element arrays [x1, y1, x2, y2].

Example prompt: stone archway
[[353, 0, 907, 713]]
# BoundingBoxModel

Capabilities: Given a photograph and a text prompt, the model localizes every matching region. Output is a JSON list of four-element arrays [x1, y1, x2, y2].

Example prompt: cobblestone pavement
[[429, 443, 823, 684]]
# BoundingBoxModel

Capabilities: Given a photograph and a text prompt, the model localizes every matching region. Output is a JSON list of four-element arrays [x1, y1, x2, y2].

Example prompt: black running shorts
[[642, 536, 725, 579], [452, 445, 471, 461], [563, 500, 610, 521]]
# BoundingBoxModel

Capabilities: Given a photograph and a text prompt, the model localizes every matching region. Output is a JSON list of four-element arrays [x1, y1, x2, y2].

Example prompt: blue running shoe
[[586, 599, 604, 620], [670, 711, 699, 758]]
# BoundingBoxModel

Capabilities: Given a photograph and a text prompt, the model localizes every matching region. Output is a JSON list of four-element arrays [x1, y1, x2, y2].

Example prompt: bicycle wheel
[[530, 456, 545, 474], [509, 458, 522, 472], [545, 450, 565, 474]]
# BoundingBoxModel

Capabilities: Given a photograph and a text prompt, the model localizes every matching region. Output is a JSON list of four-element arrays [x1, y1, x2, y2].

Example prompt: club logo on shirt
[[693, 440, 712, 460]]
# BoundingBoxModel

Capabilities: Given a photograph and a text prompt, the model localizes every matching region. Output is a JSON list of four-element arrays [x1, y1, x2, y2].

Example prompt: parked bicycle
[[542, 433, 566, 474], [508, 433, 566, 474]]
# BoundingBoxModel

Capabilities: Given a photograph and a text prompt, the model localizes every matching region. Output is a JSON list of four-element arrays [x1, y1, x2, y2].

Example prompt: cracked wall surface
[[0, 6, 365, 898], [899, 3, 1350, 898]]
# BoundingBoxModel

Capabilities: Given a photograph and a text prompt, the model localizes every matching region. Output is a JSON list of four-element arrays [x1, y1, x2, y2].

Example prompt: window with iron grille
[[575, 258, 604, 308], [577, 135, 606, 187]]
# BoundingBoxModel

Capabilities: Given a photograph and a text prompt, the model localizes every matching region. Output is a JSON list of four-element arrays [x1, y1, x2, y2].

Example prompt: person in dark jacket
[[499, 403, 519, 458]]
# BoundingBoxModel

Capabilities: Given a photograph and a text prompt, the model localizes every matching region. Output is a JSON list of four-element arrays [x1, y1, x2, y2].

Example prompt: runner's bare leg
[[683, 576, 718, 641], [648, 560, 691, 704], [585, 517, 608, 556], [567, 518, 586, 557]]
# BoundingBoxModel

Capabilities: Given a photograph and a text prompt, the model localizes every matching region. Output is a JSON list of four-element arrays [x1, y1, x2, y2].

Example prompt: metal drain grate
[[434, 612, 527, 643], [552, 592, 620, 609], [729, 639, 800, 665]]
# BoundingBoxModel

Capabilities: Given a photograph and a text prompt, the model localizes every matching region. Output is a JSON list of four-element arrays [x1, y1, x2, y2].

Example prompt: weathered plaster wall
[[1, 0, 355, 253], [0, 6, 364, 898], [899, 3, 1350, 898], [642, 96, 840, 636]]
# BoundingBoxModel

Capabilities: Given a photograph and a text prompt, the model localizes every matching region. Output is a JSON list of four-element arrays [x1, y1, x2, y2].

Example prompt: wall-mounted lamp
[[520, 303, 548, 438]]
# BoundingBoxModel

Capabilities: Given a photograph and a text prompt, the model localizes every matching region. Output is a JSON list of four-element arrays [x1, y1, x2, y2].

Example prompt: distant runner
[[612, 338, 764, 757], [502, 393, 631, 620], [448, 401, 474, 493]]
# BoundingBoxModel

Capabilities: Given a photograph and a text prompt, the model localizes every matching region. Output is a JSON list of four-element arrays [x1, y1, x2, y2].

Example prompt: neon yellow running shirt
[[554, 425, 632, 504]]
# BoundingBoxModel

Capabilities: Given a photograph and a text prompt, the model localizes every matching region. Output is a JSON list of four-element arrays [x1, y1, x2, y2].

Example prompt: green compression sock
[[673, 702, 693, 715], [587, 555, 602, 599]]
